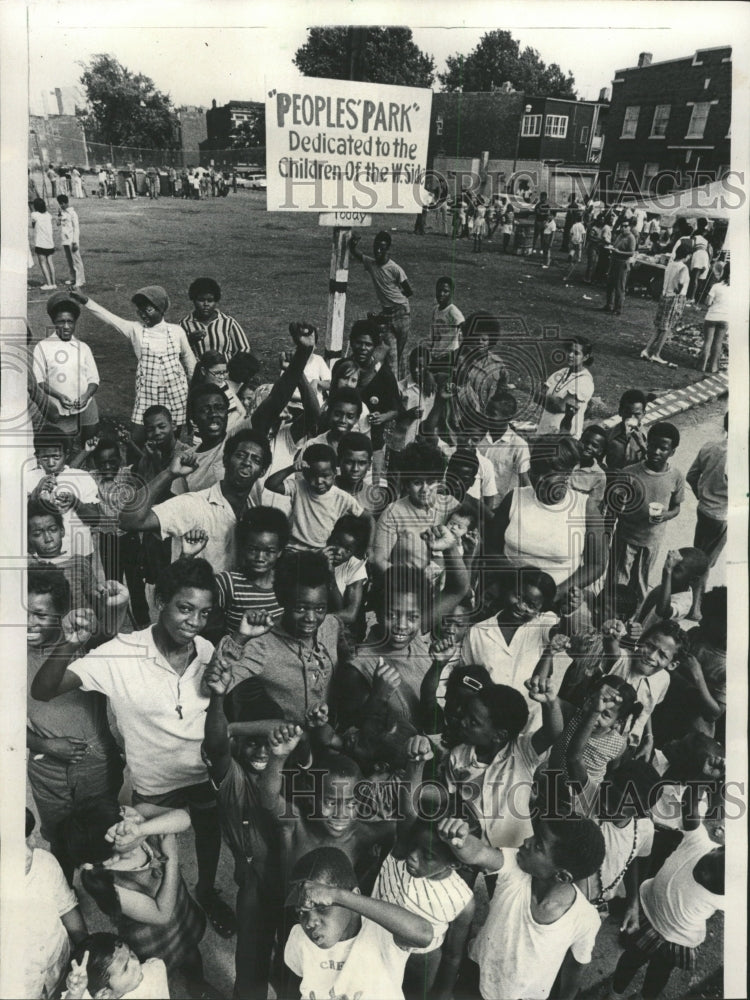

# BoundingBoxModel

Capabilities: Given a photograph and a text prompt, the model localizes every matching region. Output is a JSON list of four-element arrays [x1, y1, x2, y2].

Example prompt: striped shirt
[[373, 852, 473, 952], [215, 572, 283, 635], [179, 309, 251, 359]]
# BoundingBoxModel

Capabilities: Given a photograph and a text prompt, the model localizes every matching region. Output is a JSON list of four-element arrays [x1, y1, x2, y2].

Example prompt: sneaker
[[40, 284, 56, 290], [64, 279, 75, 286]]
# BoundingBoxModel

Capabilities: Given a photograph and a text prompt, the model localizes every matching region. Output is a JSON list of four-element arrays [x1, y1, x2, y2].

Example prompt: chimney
[[637, 52, 652, 68], [598, 87, 610, 102]]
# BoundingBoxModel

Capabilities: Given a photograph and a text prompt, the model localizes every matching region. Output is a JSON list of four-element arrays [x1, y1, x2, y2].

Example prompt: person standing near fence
[[146, 165, 159, 200], [56, 195, 85, 289]]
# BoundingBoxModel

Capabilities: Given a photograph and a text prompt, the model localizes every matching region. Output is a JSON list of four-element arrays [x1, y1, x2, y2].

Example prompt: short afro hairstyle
[[291, 846, 357, 891], [349, 318, 381, 347], [187, 382, 230, 420], [328, 513, 371, 558], [328, 387, 363, 417], [237, 505, 290, 551], [529, 434, 580, 477], [223, 427, 272, 470], [647, 421, 680, 449], [228, 352, 262, 384], [599, 759, 663, 820], [273, 550, 330, 607], [33, 427, 71, 456], [493, 565, 557, 614], [28, 497, 64, 528], [544, 815, 606, 880], [154, 556, 217, 606], [337, 432, 373, 459], [618, 389, 647, 414], [28, 566, 71, 615], [398, 440, 445, 480], [474, 682, 530, 741], [143, 404, 174, 425], [302, 443, 337, 469], [640, 618, 687, 661], [188, 277, 221, 301]]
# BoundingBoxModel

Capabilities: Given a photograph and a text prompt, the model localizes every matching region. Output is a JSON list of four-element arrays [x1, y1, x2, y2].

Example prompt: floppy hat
[[131, 285, 170, 314]]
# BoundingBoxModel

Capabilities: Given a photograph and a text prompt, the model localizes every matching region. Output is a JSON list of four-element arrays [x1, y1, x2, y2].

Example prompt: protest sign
[[266, 77, 433, 213]]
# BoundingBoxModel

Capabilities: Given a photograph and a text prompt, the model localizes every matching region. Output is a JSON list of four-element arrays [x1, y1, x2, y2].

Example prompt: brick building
[[597, 47, 732, 201], [204, 99, 263, 148], [29, 114, 88, 170], [429, 89, 608, 204], [176, 106, 207, 164]]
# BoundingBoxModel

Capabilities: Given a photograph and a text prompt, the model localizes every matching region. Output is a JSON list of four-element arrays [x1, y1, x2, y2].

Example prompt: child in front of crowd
[[442, 674, 563, 849], [201, 654, 283, 1000], [436, 812, 605, 1000], [570, 424, 608, 507], [63, 933, 170, 999], [57, 194, 85, 288], [265, 443, 364, 552], [323, 513, 370, 641], [27, 500, 104, 607], [284, 846, 433, 1000], [325, 358, 371, 431], [24, 808, 88, 1000], [179, 276, 251, 359], [334, 431, 374, 496], [637, 548, 710, 630], [475, 390, 531, 503], [64, 800, 210, 995], [564, 213, 586, 279], [549, 675, 642, 794], [372, 441, 454, 573], [31, 195, 57, 289], [371, 735, 476, 999], [605, 618, 686, 760], [294, 388, 362, 463], [607, 422, 685, 606], [69, 287, 195, 441], [259, 724, 396, 892], [28, 428, 102, 567], [429, 276, 465, 363]]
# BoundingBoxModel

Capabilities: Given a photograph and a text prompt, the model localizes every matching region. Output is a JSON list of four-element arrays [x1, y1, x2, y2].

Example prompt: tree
[[230, 106, 266, 149], [438, 30, 576, 99], [78, 54, 177, 148], [294, 27, 435, 88]]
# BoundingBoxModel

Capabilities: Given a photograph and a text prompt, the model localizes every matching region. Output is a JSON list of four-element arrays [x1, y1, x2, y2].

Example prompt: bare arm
[[252, 329, 315, 438], [60, 906, 87, 945], [556, 950, 587, 1000], [264, 464, 295, 496], [115, 838, 181, 926]]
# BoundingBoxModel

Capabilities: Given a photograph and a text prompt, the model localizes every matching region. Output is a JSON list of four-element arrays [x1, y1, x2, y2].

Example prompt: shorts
[[693, 509, 727, 568], [568, 244, 582, 262], [36, 247, 55, 257], [132, 778, 218, 814]]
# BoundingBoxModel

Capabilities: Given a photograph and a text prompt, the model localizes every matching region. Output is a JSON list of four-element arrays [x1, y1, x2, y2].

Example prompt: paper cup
[[648, 502, 664, 522]]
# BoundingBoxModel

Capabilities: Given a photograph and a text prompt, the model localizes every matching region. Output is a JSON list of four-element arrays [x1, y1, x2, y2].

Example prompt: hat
[[46, 291, 80, 321], [131, 285, 170, 314]]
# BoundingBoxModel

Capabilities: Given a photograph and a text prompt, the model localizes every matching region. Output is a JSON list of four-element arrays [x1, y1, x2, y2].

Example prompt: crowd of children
[[22, 240, 729, 1000]]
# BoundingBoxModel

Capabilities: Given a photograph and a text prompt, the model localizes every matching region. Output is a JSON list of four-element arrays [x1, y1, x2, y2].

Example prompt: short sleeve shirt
[[362, 255, 410, 311], [153, 481, 239, 571], [431, 303, 465, 352], [24, 848, 78, 999], [478, 428, 531, 501], [614, 461, 685, 547], [284, 475, 362, 550]]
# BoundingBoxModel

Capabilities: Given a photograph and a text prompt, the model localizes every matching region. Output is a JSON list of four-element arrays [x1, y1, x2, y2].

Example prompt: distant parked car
[[234, 173, 254, 189], [250, 175, 267, 190]]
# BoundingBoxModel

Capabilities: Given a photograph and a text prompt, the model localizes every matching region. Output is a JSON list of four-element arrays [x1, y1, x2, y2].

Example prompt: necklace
[[155, 635, 192, 719], [595, 821, 638, 904]]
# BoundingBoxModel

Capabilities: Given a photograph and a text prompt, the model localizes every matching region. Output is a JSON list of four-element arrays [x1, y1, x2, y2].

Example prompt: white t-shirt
[[24, 848, 78, 1000], [290, 352, 332, 404], [537, 367, 595, 440], [334, 555, 368, 599], [446, 738, 544, 848], [31, 210, 55, 250], [704, 282, 730, 323], [430, 303, 465, 353], [478, 428, 531, 501], [640, 825, 723, 947], [470, 849, 600, 1000], [284, 474, 362, 551], [153, 480, 240, 571], [69, 627, 214, 795], [284, 917, 409, 1000], [580, 818, 654, 903]]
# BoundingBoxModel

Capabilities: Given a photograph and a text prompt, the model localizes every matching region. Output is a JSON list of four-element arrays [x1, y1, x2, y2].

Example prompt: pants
[[612, 941, 678, 999], [234, 872, 283, 1000], [63, 244, 85, 286], [28, 742, 124, 878], [148, 176, 159, 198], [606, 261, 630, 311], [607, 532, 656, 608], [125, 177, 136, 198], [384, 308, 411, 380]]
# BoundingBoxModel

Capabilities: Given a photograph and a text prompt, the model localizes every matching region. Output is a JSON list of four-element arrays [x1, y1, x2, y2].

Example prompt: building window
[[436, 116, 443, 136], [621, 105, 640, 138], [650, 104, 670, 137], [544, 115, 568, 138], [579, 126, 590, 145], [614, 162, 630, 188], [686, 102, 711, 138], [521, 114, 542, 137], [642, 162, 659, 194]]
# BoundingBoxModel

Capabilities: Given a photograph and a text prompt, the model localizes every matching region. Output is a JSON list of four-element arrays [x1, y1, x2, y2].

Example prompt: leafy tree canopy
[[294, 27, 435, 88], [78, 54, 177, 148], [438, 30, 576, 99]]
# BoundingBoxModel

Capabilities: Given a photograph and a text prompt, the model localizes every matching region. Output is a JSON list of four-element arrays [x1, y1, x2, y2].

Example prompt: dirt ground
[[27, 191, 718, 428]]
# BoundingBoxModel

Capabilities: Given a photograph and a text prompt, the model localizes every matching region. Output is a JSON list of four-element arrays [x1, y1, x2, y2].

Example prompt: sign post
[[265, 76, 432, 361]]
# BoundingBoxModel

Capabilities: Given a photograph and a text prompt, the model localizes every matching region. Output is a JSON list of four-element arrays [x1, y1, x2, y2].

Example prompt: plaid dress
[[81, 840, 206, 974], [654, 294, 686, 334], [134, 333, 190, 425]]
